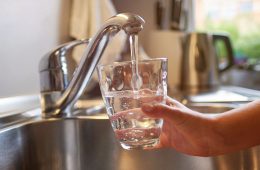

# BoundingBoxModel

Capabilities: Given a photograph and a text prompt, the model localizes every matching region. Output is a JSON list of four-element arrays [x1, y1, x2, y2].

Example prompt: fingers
[[165, 97, 187, 109], [109, 108, 143, 121], [141, 103, 188, 125], [140, 95, 163, 104]]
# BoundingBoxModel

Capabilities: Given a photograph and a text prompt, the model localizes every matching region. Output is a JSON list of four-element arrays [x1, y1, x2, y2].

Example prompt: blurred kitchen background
[[0, 0, 259, 97]]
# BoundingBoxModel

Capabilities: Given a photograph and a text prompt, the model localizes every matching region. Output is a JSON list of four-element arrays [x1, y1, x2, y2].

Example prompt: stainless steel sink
[[1, 102, 260, 170]]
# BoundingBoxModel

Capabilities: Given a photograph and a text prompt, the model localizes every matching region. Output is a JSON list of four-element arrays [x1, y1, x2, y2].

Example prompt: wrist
[[205, 114, 228, 155]]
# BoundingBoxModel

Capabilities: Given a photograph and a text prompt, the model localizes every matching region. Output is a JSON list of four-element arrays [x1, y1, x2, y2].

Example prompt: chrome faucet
[[39, 13, 145, 118]]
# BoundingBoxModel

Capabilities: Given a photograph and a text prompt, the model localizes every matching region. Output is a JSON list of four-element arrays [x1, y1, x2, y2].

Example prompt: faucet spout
[[39, 13, 145, 117]]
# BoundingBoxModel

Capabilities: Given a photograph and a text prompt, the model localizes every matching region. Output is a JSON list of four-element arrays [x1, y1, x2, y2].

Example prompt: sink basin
[[0, 102, 260, 170]]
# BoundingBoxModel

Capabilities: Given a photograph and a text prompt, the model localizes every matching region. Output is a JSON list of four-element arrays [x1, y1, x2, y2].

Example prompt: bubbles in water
[[104, 89, 164, 149]]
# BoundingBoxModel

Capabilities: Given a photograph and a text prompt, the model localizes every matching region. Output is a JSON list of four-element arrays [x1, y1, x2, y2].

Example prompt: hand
[[141, 97, 218, 156], [142, 98, 260, 156]]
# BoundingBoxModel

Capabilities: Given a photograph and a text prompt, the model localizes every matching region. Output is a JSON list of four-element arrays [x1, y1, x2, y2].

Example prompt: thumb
[[141, 103, 189, 125]]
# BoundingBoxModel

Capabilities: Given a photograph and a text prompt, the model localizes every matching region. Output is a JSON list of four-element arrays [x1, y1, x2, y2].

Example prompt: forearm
[[211, 100, 260, 155]]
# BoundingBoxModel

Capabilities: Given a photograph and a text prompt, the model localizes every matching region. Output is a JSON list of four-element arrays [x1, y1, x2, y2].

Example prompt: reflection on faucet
[[39, 13, 145, 118]]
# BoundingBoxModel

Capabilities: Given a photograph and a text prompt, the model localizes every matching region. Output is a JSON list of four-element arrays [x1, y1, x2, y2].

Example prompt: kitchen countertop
[[221, 68, 260, 91]]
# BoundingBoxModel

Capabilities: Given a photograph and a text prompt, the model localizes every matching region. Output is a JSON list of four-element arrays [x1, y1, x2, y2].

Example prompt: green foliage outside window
[[198, 15, 260, 65]]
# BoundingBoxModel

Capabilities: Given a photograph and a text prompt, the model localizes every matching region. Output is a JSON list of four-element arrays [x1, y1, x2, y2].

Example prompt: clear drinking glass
[[97, 58, 168, 149]]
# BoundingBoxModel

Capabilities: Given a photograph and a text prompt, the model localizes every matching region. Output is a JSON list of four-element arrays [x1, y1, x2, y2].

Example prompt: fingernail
[[142, 103, 154, 112]]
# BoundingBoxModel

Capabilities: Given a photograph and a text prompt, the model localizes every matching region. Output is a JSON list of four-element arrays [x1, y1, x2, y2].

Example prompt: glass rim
[[97, 57, 167, 69]]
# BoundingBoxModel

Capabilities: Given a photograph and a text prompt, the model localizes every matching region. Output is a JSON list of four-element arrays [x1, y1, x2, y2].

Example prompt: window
[[195, 0, 260, 68]]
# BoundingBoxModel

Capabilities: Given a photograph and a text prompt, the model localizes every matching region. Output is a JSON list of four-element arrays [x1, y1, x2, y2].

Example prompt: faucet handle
[[38, 39, 90, 117], [39, 39, 90, 93]]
